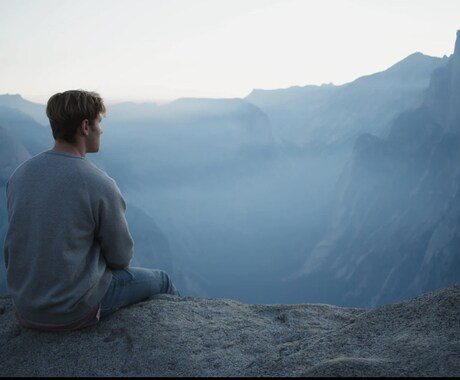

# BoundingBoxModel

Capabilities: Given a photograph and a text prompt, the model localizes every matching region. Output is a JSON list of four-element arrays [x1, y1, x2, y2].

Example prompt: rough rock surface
[[1, 284, 459, 377]]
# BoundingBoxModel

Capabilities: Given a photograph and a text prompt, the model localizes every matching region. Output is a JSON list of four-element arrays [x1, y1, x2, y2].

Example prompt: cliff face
[[0, 283, 459, 377], [294, 30, 460, 307]]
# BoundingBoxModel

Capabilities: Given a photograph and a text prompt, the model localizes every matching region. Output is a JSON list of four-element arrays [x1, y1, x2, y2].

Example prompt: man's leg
[[100, 267, 180, 317]]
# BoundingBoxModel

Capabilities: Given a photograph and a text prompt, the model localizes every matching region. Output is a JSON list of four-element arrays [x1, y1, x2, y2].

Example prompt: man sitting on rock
[[3, 89, 179, 331]]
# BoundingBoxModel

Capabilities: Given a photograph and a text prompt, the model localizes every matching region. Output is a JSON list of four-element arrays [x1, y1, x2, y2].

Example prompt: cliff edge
[[1, 283, 459, 377]]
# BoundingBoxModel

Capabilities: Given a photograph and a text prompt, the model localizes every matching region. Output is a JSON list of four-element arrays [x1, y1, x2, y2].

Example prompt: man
[[3, 90, 179, 331]]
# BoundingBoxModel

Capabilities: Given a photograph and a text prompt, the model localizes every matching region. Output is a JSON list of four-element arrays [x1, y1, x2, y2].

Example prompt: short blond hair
[[46, 90, 106, 143]]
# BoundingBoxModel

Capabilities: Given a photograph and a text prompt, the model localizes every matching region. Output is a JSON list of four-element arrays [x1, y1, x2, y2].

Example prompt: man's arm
[[96, 179, 134, 269]]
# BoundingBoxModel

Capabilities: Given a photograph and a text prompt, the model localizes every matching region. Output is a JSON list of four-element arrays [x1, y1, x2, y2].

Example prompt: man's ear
[[80, 119, 90, 136]]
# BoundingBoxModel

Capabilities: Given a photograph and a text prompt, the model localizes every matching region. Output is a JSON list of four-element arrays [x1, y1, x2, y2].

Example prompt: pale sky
[[0, 0, 459, 104]]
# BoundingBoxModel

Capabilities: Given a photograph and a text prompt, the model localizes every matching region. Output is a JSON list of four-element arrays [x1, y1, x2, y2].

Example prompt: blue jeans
[[100, 267, 180, 318]]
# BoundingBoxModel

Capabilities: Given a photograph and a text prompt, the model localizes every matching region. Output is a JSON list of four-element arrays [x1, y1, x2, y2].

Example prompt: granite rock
[[1, 283, 459, 377]]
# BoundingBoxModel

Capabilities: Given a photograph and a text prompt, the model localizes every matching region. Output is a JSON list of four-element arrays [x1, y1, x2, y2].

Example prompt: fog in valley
[[102, 117, 342, 303]]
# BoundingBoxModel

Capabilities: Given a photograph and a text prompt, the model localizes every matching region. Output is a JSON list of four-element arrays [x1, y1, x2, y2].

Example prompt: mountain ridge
[[246, 51, 447, 147]]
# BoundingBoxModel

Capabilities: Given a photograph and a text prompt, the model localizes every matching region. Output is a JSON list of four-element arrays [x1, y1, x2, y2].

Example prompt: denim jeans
[[100, 267, 180, 318]]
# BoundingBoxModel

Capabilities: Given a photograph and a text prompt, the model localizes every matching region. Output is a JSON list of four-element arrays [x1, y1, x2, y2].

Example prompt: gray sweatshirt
[[4, 150, 134, 325]]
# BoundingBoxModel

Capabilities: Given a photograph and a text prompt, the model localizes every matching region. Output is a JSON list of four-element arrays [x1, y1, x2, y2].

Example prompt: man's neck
[[52, 140, 86, 158]]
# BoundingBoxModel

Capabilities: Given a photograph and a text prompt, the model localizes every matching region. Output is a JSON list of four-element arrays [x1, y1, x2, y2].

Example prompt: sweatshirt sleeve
[[96, 178, 134, 269]]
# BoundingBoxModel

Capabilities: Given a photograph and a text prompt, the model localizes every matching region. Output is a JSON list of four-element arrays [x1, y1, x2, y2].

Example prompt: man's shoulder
[[80, 159, 112, 180], [10, 150, 111, 184], [8, 150, 120, 196], [8, 151, 49, 179], [14, 150, 80, 171], [78, 159, 119, 192]]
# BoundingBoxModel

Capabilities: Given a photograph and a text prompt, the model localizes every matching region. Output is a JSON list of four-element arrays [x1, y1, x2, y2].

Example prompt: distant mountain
[[291, 30, 460, 307], [0, 106, 50, 155], [0, 126, 31, 180], [0, 94, 47, 126], [105, 101, 160, 123], [102, 97, 277, 188], [246, 52, 448, 148]]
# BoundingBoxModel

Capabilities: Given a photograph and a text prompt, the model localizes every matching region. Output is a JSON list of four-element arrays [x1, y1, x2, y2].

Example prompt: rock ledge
[[1, 284, 459, 377]]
